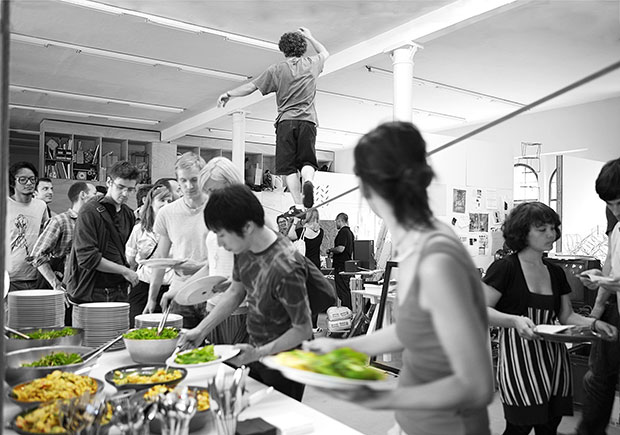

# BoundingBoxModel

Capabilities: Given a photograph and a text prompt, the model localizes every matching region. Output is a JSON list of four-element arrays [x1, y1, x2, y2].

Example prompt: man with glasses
[[8, 162, 49, 291], [66, 161, 140, 304]]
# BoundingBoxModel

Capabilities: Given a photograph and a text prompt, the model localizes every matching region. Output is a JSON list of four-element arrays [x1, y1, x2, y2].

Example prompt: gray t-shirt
[[252, 54, 325, 125], [233, 233, 312, 347]]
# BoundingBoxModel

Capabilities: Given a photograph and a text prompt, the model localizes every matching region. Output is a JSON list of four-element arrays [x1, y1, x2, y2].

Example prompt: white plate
[[261, 356, 396, 390], [165, 344, 240, 368], [174, 276, 228, 305], [584, 274, 620, 285], [534, 324, 573, 334], [139, 258, 185, 269]]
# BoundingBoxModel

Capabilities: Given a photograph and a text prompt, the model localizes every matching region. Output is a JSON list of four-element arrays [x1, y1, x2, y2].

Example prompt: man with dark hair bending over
[[178, 184, 313, 401], [217, 27, 329, 211]]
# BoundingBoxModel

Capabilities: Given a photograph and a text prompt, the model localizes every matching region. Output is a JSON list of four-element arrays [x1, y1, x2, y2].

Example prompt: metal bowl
[[104, 364, 187, 391], [6, 327, 84, 353], [8, 375, 104, 409], [9, 400, 112, 434], [123, 328, 180, 364], [5, 345, 100, 386]]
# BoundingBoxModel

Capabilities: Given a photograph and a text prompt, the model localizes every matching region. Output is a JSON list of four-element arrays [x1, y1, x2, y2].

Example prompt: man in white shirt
[[8, 162, 49, 291], [144, 153, 209, 328], [577, 157, 620, 435]]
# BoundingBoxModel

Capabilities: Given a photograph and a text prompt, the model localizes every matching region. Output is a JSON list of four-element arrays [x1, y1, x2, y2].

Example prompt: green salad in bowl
[[123, 327, 179, 340]]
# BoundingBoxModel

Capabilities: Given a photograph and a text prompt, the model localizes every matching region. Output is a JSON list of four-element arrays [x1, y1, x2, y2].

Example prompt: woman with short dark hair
[[484, 201, 617, 435]]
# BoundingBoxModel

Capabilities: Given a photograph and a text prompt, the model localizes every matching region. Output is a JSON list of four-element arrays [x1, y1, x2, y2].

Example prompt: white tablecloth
[[3, 348, 365, 435]]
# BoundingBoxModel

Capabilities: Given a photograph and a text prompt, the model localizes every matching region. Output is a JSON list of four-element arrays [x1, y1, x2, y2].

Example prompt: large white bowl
[[123, 328, 180, 364]]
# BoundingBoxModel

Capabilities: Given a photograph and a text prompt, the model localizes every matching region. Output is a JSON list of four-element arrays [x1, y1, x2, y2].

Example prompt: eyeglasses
[[111, 180, 137, 193], [15, 176, 37, 185]]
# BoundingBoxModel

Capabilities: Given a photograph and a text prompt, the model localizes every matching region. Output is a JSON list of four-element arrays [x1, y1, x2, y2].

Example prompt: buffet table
[[3, 349, 366, 435]]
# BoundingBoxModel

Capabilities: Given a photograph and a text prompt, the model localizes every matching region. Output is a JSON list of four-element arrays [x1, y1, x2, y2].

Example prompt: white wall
[[439, 96, 620, 164]]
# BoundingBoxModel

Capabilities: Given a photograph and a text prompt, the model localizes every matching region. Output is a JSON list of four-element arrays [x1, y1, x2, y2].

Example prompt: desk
[[3, 349, 366, 435]]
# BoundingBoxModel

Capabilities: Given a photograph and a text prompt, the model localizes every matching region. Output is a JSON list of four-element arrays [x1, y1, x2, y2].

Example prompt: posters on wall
[[452, 189, 466, 213], [448, 186, 512, 258]]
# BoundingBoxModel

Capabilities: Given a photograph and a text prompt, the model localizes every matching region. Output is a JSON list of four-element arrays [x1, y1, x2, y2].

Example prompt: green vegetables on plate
[[174, 345, 219, 365], [123, 327, 179, 340], [21, 351, 84, 367], [12, 327, 78, 340], [276, 347, 386, 380]]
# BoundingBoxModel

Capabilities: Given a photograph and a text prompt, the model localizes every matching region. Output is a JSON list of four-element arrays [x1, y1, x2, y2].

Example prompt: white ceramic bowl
[[123, 328, 180, 364]]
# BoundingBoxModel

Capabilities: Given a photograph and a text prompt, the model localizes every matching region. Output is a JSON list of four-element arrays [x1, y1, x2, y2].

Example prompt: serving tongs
[[4, 325, 31, 339], [157, 304, 172, 336], [80, 334, 124, 365]]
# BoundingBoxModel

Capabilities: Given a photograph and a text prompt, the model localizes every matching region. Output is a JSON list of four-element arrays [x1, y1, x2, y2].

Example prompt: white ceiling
[[7, 0, 620, 157]]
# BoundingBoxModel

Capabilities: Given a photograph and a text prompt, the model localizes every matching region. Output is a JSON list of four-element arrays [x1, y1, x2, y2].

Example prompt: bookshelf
[[39, 120, 156, 183]]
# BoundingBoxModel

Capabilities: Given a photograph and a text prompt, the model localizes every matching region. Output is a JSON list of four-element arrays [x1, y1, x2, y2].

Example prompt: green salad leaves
[[123, 328, 179, 340], [174, 345, 219, 365], [21, 351, 83, 367], [12, 327, 78, 340], [278, 348, 386, 380]]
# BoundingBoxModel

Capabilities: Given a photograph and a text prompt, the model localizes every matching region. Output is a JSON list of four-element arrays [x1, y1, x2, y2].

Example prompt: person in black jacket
[[328, 212, 354, 309], [66, 161, 140, 304]]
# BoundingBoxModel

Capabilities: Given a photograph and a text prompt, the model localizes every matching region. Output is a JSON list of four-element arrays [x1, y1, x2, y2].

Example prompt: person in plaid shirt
[[30, 182, 97, 291]]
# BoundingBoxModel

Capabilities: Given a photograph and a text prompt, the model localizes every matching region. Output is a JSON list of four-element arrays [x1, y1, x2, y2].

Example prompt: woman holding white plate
[[305, 122, 494, 435], [483, 201, 616, 435]]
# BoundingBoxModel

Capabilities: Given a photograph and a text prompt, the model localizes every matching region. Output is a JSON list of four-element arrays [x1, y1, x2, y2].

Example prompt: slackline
[[292, 59, 620, 218]]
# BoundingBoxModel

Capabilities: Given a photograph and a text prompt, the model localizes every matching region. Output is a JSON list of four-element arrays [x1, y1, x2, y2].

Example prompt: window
[[513, 163, 539, 205], [549, 169, 558, 212]]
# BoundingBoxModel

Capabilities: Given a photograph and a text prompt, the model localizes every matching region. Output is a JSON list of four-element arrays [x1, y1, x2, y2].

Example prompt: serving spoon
[[4, 325, 31, 339]]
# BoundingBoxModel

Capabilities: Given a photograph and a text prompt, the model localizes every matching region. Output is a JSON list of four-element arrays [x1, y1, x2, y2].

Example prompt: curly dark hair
[[108, 161, 140, 181], [354, 122, 435, 229], [502, 202, 561, 252], [595, 157, 620, 202], [279, 32, 307, 57], [9, 161, 39, 195]]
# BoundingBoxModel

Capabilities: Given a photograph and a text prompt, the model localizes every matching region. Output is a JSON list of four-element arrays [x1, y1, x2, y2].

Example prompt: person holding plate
[[483, 201, 616, 435], [575, 157, 620, 435], [305, 122, 494, 435]]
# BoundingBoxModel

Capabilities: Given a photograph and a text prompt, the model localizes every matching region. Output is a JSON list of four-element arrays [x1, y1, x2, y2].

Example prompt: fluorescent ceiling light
[[206, 127, 344, 149], [11, 33, 249, 82], [57, 0, 279, 51], [516, 148, 590, 159], [10, 104, 160, 125], [11, 85, 185, 113], [366, 65, 524, 108]]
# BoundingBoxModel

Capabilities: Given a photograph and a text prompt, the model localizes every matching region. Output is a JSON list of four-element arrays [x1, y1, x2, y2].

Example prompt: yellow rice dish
[[15, 401, 112, 434], [12, 370, 98, 403], [142, 384, 210, 411], [112, 368, 182, 386]]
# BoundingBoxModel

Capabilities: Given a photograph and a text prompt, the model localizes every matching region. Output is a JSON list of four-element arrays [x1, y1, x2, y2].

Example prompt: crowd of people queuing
[[5, 130, 620, 433]]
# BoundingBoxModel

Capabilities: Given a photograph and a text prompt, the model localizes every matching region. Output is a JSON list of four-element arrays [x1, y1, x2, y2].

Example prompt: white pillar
[[231, 111, 246, 182], [390, 43, 422, 122]]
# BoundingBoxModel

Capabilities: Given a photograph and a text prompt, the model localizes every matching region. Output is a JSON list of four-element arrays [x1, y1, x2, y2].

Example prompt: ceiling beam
[[160, 0, 522, 142]]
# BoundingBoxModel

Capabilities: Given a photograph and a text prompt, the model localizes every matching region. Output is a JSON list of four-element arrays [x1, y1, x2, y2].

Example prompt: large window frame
[[513, 163, 540, 205]]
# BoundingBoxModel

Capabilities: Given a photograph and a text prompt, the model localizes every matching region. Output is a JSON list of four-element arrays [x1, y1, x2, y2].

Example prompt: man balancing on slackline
[[217, 27, 329, 214]]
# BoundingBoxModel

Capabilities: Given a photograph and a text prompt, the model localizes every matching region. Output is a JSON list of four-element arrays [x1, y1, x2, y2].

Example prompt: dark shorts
[[275, 120, 318, 175]]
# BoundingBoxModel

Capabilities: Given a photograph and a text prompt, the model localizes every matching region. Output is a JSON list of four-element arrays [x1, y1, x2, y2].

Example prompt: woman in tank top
[[305, 121, 494, 435]]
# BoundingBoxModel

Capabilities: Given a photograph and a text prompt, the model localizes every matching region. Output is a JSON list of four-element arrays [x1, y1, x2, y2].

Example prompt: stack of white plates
[[73, 302, 129, 351], [134, 313, 184, 329], [8, 289, 65, 329]]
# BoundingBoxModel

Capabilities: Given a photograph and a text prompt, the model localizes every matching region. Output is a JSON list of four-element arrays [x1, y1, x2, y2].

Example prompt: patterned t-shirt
[[233, 233, 312, 347]]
